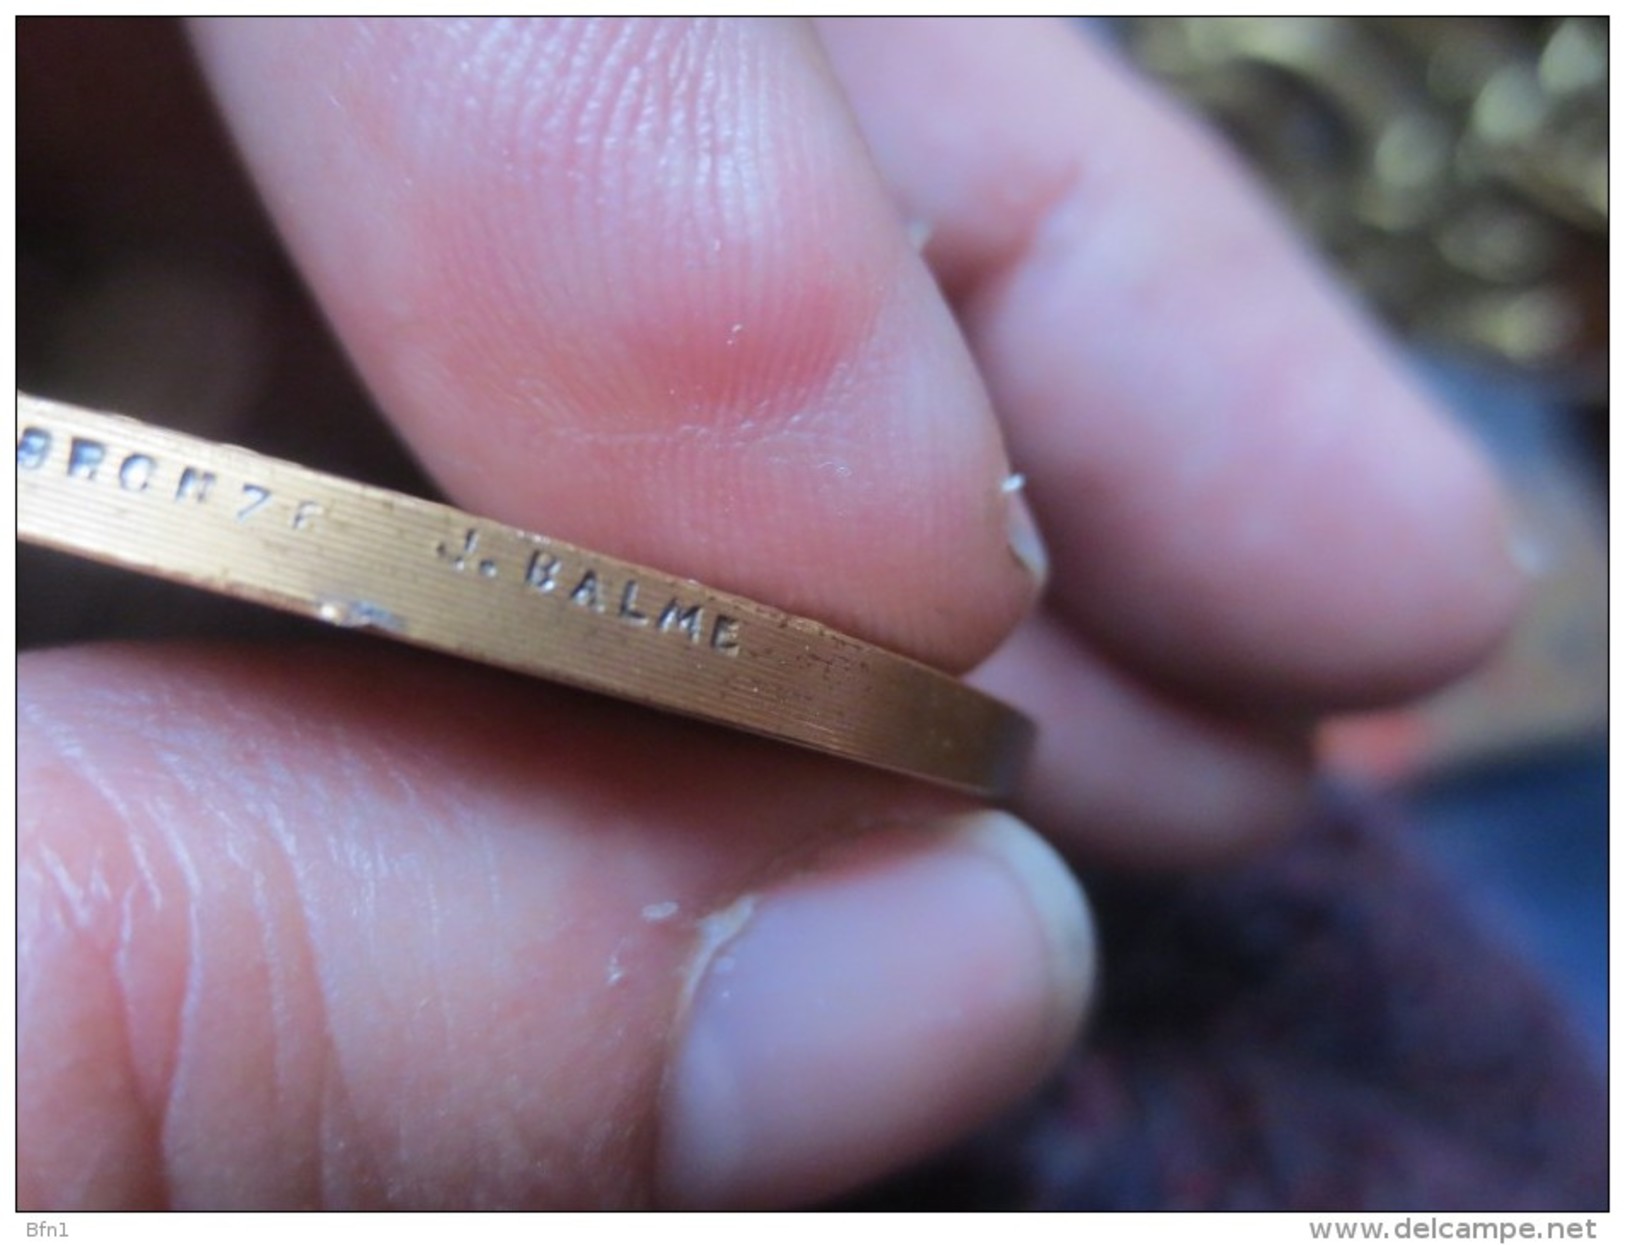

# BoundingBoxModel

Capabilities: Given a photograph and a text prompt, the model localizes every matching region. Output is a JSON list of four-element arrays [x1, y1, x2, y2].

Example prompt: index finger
[[190, 17, 1043, 673]]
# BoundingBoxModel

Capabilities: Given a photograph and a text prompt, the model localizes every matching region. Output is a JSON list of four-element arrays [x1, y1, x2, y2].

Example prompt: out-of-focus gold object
[[17, 394, 1034, 796], [1123, 17, 1607, 386]]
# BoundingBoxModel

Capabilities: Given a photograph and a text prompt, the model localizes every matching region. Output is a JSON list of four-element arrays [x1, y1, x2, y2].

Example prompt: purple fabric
[[841, 788, 1606, 1211]]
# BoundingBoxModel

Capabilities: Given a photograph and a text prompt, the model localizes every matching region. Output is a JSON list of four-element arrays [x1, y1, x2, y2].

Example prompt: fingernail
[[1004, 474, 1050, 588], [657, 810, 1094, 1209]]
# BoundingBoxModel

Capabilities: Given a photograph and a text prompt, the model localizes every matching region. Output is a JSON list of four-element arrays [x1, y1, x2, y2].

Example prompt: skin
[[18, 18, 1521, 1209]]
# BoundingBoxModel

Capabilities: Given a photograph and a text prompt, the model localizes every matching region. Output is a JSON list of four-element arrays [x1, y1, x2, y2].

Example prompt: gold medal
[[18, 393, 1033, 796]]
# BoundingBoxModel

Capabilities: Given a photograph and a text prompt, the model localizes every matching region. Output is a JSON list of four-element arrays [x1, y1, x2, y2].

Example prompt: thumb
[[19, 645, 1094, 1209]]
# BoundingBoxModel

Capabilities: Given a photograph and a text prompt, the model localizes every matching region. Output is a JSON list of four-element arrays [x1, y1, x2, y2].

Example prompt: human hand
[[18, 18, 1520, 1209]]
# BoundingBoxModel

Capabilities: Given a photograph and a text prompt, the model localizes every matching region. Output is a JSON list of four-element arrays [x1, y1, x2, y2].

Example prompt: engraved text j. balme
[[435, 526, 742, 656], [19, 422, 743, 658]]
